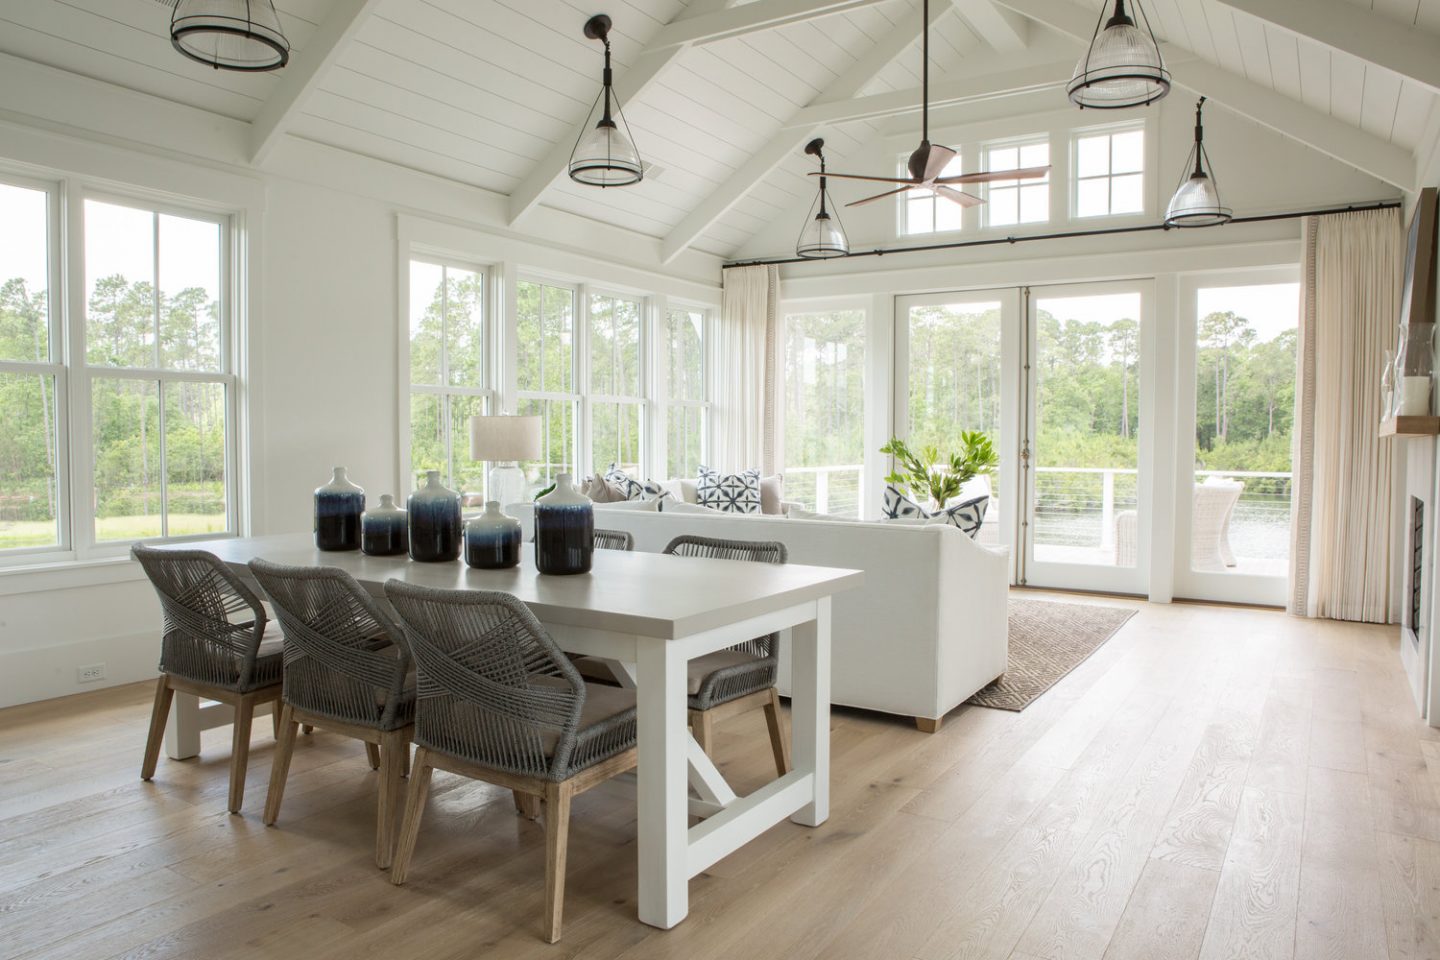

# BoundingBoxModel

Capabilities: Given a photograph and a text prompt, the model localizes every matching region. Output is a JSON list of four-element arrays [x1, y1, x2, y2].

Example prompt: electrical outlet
[[77, 663, 106, 684]]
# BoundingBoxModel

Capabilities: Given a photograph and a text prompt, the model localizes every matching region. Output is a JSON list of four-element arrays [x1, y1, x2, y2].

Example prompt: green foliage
[[881, 432, 998, 508]]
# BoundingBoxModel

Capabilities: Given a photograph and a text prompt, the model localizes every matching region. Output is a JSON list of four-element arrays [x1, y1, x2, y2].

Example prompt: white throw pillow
[[759, 474, 785, 514], [697, 466, 762, 514]]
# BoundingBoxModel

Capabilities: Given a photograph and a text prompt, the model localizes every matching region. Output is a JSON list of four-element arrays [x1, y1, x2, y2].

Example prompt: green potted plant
[[881, 432, 998, 511]]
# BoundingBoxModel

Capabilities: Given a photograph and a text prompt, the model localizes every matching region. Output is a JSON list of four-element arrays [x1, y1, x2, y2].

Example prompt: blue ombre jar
[[464, 501, 522, 569], [534, 473, 593, 576], [314, 467, 364, 551], [362, 494, 409, 557], [408, 470, 462, 562]]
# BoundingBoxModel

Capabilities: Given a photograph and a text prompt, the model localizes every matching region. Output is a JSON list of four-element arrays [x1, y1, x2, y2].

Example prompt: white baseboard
[[0, 630, 157, 708]]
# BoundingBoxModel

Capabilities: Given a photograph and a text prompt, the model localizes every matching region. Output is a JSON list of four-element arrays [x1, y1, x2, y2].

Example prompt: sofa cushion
[[882, 484, 929, 520], [603, 464, 644, 500], [697, 466, 761, 514], [788, 506, 859, 522], [661, 500, 719, 516], [759, 474, 785, 515]]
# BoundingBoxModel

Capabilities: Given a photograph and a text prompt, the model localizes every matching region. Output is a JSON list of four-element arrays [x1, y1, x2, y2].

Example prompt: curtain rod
[[721, 200, 1403, 270]]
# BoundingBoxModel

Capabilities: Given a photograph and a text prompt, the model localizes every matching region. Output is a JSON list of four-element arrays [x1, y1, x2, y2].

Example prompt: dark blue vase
[[408, 470, 462, 562], [464, 501, 522, 569], [315, 467, 364, 551], [534, 473, 593, 575], [362, 494, 409, 557]]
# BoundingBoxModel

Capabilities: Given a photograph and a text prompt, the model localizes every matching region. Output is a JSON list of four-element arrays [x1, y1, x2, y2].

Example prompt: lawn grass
[[0, 513, 227, 550]]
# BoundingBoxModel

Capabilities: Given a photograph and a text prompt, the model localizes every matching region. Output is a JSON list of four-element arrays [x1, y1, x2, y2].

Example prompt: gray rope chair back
[[248, 559, 414, 732], [593, 529, 634, 551], [383, 581, 589, 781], [662, 535, 788, 708], [131, 544, 271, 692]]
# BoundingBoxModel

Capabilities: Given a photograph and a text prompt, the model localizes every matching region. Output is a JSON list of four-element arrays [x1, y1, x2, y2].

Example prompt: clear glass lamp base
[[488, 462, 527, 511]]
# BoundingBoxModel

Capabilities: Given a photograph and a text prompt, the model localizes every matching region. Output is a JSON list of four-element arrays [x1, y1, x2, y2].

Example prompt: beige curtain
[[1290, 207, 1402, 622], [716, 264, 779, 474]]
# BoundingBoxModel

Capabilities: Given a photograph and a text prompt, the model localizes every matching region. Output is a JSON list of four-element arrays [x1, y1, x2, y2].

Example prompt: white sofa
[[508, 503, 1009, 731]]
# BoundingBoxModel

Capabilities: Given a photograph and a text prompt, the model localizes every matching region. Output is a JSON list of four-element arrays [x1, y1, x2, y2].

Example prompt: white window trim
[[897, 151, 968, 239], [657, 300, 713, 480], [584, 286, 650, 478], [512, 275, 583, 486], [1070, 120, 1151, 221], [1, 177, 245, 568], [983, 135, 1052, 229]]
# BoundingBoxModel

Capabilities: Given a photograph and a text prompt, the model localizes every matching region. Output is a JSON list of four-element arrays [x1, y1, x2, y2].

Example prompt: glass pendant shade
[[170, 0, 290, 72], [796, 138, 849, 259], [1165, 98, 1231, 227], [1068, 0, 1170, 109], [568, 15, 644, 188]]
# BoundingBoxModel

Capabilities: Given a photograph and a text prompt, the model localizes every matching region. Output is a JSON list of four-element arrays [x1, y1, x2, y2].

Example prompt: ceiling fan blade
[[922, 144, 958, 181], [808, 171, 919, 184], [846, 184, 917, 207], [936, 186, 985, 208], [936, 165, 1052, 185]]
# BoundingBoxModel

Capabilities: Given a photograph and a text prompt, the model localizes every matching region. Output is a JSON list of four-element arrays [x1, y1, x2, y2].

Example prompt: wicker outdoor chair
[[132, 544, 284, 814], [248, 559, 416, 868], [383, 581, 638, 943], [662, 535, 790, 777], [593, 528, 634, 551]]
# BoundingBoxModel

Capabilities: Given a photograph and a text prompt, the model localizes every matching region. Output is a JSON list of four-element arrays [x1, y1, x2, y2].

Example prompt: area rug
[[965, 599, 1138, 712]]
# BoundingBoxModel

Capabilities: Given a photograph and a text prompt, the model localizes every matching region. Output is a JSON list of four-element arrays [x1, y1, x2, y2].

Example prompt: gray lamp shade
[[170, 0, 290, 72], [569, 120, 643, 186], [1067, 0, 1169, 109], [469, 415, 542, 462], [1166, 170, 1231, 227], [796, 212, 849, 259]]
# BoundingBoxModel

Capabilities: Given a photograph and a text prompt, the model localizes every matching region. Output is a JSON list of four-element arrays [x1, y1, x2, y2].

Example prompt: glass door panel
[[1175, 273, 1298, 605], [1023, 283, 1151, 594]]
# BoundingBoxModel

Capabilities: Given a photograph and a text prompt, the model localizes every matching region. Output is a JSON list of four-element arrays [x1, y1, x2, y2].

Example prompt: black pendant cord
[[817, 154, 830, 218], [1192, 97, 1207, 176], [601, 39, 614, 124], [921, 0, 929, 145], [724, 200, 1401, 269]]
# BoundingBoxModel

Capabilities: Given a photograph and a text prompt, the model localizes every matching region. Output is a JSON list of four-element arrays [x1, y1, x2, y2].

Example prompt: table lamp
[[469, 414, 541, 509]]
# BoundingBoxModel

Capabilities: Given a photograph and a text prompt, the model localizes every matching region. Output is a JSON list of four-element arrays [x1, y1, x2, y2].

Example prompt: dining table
[[152, 532, 863, 930]]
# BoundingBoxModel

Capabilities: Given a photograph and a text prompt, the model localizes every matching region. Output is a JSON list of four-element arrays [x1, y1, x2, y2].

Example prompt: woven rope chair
[[662, 535, 791, 777], [248, 559, 416, 868], [383, 580, 638, 943], [132, 544, 284, 814], [593, 528, 633, 551]]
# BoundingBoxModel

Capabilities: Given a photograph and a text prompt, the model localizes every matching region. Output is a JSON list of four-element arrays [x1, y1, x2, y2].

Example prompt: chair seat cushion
[[243, 620, 286, 691], [688, 649, 763, 694]]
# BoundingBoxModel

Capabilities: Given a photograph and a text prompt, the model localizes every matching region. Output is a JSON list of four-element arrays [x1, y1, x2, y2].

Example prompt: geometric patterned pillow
[[604, 464, 644, 500], [638, 479, 673, 503], [881, 484, 928, 520], [697, 466, 761, 514], [933, 494, 988, 538]]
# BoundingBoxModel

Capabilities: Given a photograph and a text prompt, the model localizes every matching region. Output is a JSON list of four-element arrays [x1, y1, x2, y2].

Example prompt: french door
[[1019, 281, 1155, 594]]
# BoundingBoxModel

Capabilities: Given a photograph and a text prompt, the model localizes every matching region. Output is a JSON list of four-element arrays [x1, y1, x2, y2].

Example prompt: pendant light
[[170, 0, 290, 72], [796, 139, 849, 259], [568, 15, 643, 187], [1165, 97, 1231, 227], [1067, 0, 1169, 109]]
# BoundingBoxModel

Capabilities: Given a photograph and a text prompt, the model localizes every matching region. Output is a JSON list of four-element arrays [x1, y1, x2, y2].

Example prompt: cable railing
[[785, 464, 864, 517]]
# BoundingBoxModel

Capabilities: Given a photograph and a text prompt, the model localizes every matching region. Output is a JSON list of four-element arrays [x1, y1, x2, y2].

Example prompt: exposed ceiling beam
[[249, 0, 383, 165], [991, 0, 1416, 190], [658, 0, 946, 262], [1215, 0, 1440, 96], [952, 0, 1029, 52], [505, 0, 733, 225], [647, 0, 894, 51], [789, 59, 1070, 127]]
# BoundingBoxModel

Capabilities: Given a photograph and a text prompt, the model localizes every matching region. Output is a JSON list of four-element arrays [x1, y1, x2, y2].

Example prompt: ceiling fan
[[811, 0, 1050, 208]]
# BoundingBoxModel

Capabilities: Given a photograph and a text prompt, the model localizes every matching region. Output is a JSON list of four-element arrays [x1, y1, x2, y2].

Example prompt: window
[[587, 291, 644, 477], [1074, 127, 1145, 218], [901, 152, 965, 235], [782, 308, 866, 517], [407, 260, 491, 501], [84, 198, 233, 545], [516, 278, 578, 491], [663, 306, 708, 479], [986, 140, 1050, 227], [0, 179, 62, 553]]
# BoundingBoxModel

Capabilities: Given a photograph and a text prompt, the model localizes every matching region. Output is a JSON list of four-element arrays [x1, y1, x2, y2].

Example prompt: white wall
[[0, 116, 722, 708]]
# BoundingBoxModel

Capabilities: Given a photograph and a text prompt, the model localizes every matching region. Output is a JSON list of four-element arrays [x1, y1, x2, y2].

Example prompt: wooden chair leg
[[376, 731, 406, 869], [543, 780, 574, 944], [263, 704, 299, 826], [691, 709, 716, 754], [513, 790, 541, 820], [400, 742, 411, 779], [141, 675, 174, 781], [228, 695, 256, 814], [271, 705, 281, 740], [763, 688, 791, 776], [390, 748, 434, 886], [365, 742, 382, 770]]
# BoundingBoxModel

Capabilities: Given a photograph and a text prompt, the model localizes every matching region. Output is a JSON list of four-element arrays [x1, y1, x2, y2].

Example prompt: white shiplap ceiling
[[0, 0, 1435, 259]]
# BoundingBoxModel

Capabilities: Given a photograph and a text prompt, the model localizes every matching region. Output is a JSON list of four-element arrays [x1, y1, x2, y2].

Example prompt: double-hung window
[[82, 197, 236, 549], [662, 305, 708, 479], [1074, 126, 1145, 218], [515, 278, 579, 489], [407, 259, 492, 500], [587, 290, 645, 477]]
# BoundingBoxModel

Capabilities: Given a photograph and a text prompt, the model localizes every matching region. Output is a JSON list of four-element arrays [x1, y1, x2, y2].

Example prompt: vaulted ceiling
[[1, 0, 1437, 261]]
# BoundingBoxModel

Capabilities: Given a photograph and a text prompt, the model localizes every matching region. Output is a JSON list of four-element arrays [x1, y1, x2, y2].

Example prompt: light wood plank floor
[[2, 592, 1435, 960]]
